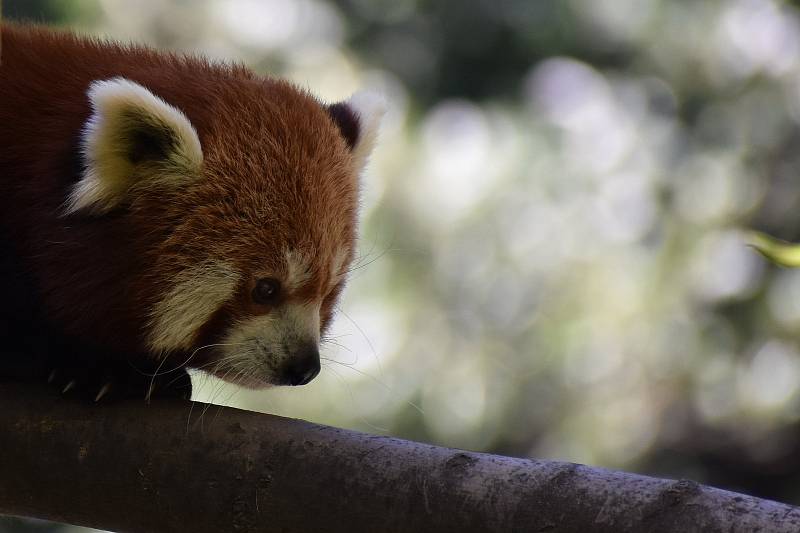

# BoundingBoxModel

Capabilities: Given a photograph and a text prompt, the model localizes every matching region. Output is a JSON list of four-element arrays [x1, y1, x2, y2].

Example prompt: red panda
[[0, 23, 385, 400]]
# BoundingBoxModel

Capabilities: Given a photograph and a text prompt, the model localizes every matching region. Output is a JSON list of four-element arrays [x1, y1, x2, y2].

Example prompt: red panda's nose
[[285, 344, 321, 386]]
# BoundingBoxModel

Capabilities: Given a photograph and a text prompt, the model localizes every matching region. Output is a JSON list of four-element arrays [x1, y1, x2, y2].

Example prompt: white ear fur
[[66, 78, 203, 215], [346, 91, 387, 174]]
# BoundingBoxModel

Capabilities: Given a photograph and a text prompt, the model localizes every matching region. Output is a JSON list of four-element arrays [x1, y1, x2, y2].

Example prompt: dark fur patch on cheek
[[327, 103, 360, 150]]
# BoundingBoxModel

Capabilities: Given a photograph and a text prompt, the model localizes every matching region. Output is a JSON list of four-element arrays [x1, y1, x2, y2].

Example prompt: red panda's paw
[[46, 365, 115, 402], [47, 359, 192, 403]]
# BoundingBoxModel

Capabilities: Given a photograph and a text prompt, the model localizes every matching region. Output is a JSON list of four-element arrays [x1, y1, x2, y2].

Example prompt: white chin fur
[[217, 303, 321, 385]]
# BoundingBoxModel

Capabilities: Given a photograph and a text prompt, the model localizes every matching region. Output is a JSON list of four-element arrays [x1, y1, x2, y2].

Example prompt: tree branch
[[0, 383, 797, 533]]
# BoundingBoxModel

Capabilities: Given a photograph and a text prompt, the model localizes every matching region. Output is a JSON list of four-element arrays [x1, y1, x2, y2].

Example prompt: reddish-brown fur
[[0, 23, 360, 393]]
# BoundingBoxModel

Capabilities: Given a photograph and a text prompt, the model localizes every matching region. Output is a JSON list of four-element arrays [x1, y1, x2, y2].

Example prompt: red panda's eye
[[252, 278, 281, 306]]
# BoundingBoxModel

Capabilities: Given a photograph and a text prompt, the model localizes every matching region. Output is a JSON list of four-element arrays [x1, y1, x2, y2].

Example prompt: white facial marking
[[284, 249, 312, 292], [219, 302, 321, 388], [67, 77, 203, 215], [346, 90, 387, 175], [285, 302, 322, 345], [147, 261, 239, 354]]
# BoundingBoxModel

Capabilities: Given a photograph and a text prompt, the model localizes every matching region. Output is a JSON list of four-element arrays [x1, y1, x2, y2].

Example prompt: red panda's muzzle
[[282, 342, 321, 386]]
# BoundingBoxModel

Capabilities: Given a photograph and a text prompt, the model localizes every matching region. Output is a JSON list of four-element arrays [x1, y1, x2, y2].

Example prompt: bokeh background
[[4, 0, 800, 531]]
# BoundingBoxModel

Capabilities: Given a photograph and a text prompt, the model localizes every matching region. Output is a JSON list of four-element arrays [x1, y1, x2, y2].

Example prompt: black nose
[[285, 344, 321, 386]]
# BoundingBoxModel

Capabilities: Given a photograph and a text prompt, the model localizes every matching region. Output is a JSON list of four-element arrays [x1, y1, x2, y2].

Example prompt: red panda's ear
[[327, 91, 386, 175], [65, 77, 203, 215]]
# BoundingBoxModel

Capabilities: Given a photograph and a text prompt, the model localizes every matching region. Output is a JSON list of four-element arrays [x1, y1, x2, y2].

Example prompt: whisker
[[323, 358, 424, 417], [321, 339, 353, 352], [324, 365, 389, 433], [321, 349, 357, 367], [197, 367, 235, 429], [320, 332, 353, 342], [145, 354, 170, 402], [349, 229, 384, 272], [346, 247, 391, 275], [208, 373, 245, 426], [133, 341, 245, 382], [321, 342, 356, 366], [191, 352, 250, 372], [211, 367, 254, 425], [185, 388, 198, 435], [337, 307, 384, 378]]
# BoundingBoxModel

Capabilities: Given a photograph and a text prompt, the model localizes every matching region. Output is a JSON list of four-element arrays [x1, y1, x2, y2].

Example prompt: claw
[[47, 369, 57, 384], [94, 382, 112, 403], [62, 380, 76, 394]]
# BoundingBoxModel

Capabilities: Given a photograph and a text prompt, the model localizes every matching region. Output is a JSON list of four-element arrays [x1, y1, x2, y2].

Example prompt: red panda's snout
[[214, 299, 324, 388], [145, 246, 351, 388], [142, 248, 339, 389]]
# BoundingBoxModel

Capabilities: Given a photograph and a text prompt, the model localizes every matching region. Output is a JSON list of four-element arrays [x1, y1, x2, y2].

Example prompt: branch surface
[[0, 383, 797, 533]]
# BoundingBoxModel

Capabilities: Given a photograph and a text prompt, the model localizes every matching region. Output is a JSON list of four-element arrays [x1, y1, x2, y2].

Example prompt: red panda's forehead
[[150, 78, 359, 293], [198, 78, 347, 162], [197, 80, 357, 217], [195, 142, 359, 268], [173, 183, 357, 274]]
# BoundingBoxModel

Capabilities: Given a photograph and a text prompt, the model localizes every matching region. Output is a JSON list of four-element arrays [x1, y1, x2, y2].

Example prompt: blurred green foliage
[[4, 0, 97, 27], [4, 1, 800, 531]]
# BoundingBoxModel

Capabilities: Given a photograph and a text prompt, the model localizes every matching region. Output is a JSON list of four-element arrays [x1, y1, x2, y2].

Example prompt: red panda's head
[[66, 77, 385, 388]]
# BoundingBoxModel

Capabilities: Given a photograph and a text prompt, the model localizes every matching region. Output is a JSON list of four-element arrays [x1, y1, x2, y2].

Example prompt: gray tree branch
[[0, 383, 797, 533]]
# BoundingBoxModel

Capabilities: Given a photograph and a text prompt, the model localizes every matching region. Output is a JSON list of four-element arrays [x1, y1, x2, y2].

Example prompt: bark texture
[[0, 383, 797, 533]]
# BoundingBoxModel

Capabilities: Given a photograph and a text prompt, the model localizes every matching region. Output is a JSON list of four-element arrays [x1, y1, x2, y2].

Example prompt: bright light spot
[[690, 230, 763, 302], [213, 0, 298, 49], [417, 100, 494, 223], [213, 0, 343, 51], [285, 46, 359, 98], [674, 155, 740, 224], [526, 58, 610, 130], [718, 0, 800, 78], [594, 172, 657, 243], [738, 341, 800, 411], [526, 58, 637, 173]]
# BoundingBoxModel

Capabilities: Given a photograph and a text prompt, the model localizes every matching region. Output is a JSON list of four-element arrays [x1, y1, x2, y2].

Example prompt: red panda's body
[[0, 24, 384, 399]]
